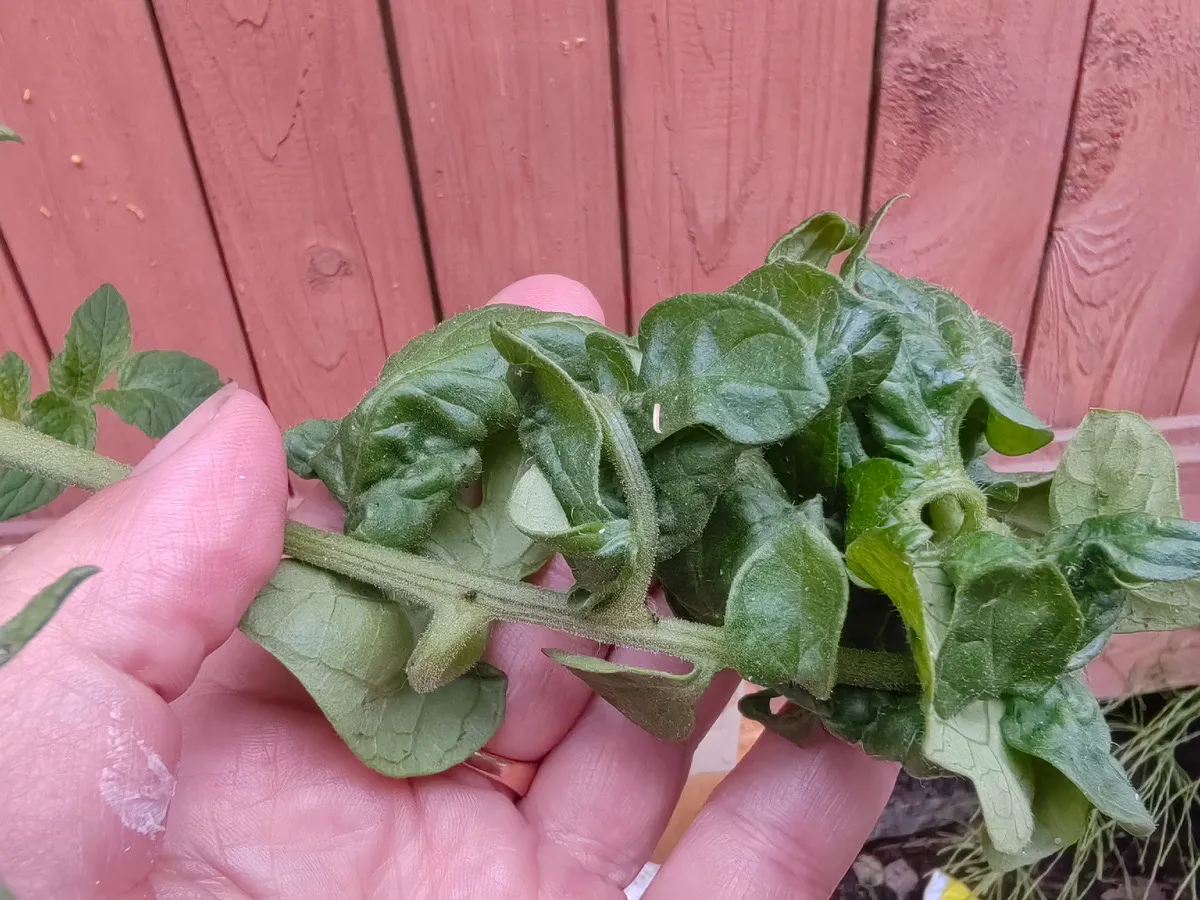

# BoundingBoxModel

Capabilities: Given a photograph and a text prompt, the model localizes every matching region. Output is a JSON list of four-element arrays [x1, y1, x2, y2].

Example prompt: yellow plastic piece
[[924, 870, 979, 900]]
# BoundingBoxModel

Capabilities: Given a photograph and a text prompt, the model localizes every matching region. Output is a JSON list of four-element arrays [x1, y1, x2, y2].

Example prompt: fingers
[[0, 385, 287, 700], [645, 729, 897, 900], [475, 276, 610, 761], [520, 648, 741, 889], [482, 555, 605, 760], [0, 387, 287, 895], [488, 274, 607, 322]]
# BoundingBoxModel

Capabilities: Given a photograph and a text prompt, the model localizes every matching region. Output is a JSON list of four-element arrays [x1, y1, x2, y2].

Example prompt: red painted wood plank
[[865, 0, 1091, 348], [0, 2, 260, 463], [0, 249, 46, 391], [1179, 328, 1200, 415], [152, 0, 437, 427], [1024, 0, 1200, 426], [391, 0, 626, 329], [617, 0, 876, 319]]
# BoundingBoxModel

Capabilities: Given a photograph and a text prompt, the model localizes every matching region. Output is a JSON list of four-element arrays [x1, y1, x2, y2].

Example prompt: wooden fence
[[1, 0, 1199, 492]]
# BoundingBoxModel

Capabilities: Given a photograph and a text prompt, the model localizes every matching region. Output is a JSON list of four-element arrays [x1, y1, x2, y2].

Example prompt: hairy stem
[[0, 418, 131, 490], [283, 520, 728, 663], [592, 392, 658, 626], [834, 646, 919, 692], [0, 419, 920, 692]]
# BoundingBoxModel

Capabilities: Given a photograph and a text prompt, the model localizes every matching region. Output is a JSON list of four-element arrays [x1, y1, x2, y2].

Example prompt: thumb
[[0, 385, 286, 896]]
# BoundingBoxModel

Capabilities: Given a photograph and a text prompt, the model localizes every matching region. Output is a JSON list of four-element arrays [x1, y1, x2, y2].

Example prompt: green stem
[[0, 418, 131, 490], [0, 418, 920, 692], [834, 646, 919, 692], [591, 393, 658, 626], [284, 520, 726, 663], [928, 495, 966, 539]]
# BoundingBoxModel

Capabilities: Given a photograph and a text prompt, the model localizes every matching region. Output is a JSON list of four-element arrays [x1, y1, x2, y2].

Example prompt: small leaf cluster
[[277, 201, 1200, 870], [0, 284, 224, 520]]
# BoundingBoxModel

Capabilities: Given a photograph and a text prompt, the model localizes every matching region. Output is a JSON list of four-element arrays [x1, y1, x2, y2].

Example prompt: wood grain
[[391, 0, 626, 328], [152, 0, 437, 427], [617, 0, 876, 319], [0, 1, 259, 462], [0, 249, 46, 390], [866, 0, 1091, 346], [1182, 358, 1200, 414], [1085, 628, 1200, 699], [1024, 0, 1200, 425]]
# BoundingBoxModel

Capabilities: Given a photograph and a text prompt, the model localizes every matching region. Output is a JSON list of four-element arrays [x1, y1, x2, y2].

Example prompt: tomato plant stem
[[0, 418, 919, 692]]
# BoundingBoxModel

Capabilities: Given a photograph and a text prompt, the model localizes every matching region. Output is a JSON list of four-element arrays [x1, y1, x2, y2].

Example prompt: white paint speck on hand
[[99, 725, 175, 836]]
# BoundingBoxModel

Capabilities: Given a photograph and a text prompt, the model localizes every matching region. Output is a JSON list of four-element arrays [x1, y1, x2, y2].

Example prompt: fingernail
[[135, 382, 241, 473]]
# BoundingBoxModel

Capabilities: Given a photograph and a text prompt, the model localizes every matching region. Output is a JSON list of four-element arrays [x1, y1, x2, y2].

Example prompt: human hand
[[0, 277, 896, 900]]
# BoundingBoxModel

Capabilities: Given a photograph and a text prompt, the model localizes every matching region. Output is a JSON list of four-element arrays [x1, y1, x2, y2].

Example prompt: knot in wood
[[305, 245, 352, 289]]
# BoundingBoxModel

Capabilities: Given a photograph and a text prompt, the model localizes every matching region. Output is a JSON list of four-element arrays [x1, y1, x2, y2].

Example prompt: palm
[[157, 635, 624, 900]]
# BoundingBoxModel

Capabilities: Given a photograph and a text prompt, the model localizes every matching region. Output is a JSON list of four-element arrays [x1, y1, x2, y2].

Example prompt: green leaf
[[545, 650, 714, 742], [737, 689, 818, 745], [0, 351, 31, 420], [1051, 541, 1131, 669], [492, 324, 655, 611], [284, 418, 348, 502], [731, 262, 900, 400], [241, 560, 505, 777], [1120, 580, 1200, 632], [0, 124, 22, 143], [1049, 410, 1180, 528], [765, 211, 859, 269], [493, 324, 610, 525], [729, 261, 899, 504], [849, 523, 1039, 854], [851, 522, 1038, 853], [844, 458, 922, 543], [47, 284, 132, 400], [0, 393, 98, 520], [844, 523, 938, 690], [934, 531, 1081, 718], [659, 453, 794, 625], [585, 331, 639, 396], [984, 762, 1092, 873], [1001, 675, 1152, 836], [506, 462, 635, 605], [840, 194, 906, 283], [95, 350, 223, 438], [633, 292, 829, 448], [724, 507, 849, 697], [1045, 513, 1200, 584], [404, 606, 492, 693], [643, 427, 742, 560], [925, 699, 1036, 855], [422, 438, 551, 580], [1044, 512, 1200, 641], [662, 450, 847, 696], [787, 684, 935, 776], [0, 566, 98, 669], [969, 460, 1054, 538], [847, 260, 1051, 467], [1044, 413, 1199, 634], [329, 305, 609, 549]]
